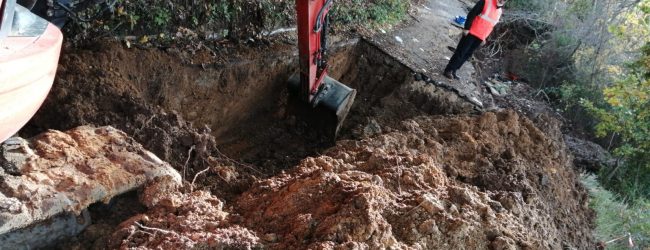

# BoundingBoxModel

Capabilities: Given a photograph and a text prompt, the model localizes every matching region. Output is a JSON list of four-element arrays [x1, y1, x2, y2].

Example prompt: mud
[[20, 38, 595, 248]]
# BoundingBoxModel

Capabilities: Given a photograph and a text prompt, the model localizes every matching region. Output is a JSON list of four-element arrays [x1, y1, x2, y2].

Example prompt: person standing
[[444, 0, 506, 79]]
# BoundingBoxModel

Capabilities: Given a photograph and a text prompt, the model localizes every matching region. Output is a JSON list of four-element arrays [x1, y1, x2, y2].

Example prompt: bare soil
[[21, 36, 595, 249]]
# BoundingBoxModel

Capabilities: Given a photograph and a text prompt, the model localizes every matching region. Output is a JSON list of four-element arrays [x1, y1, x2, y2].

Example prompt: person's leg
[[444, 35, 472, 74], [455, 35, 482, 71]]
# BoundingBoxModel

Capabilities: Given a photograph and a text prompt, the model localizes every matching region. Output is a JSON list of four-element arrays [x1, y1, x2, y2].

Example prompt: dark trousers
[[444, 34, 482, 72]]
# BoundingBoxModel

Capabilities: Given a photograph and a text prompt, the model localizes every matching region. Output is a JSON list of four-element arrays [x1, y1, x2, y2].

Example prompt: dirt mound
[[235, 111, 594, 249], [89, 110, 594, 249], [564, 136, 616, 173]]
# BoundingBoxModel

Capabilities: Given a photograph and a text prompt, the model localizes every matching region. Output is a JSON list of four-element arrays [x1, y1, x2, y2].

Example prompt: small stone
[[539, 174, 549, 187], [449, 204, 459, 215], [490, 236, 517, 250], [488, 200, 505, 213], [498, 193, 522, 215], [466, 96, 483, 107], [419, 194, 444, 214], [139, 175, 181, 208], [371, 175, 383, 186], [448, 186, 475, 205], [363, 119, 382, 137]]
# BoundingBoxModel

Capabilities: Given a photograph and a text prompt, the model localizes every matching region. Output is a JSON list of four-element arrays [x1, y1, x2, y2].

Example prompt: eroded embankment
[[20, 39, 594, 248]]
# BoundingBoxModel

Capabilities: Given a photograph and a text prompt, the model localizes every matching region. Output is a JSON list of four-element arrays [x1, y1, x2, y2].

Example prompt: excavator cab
[[0, 0, 63, 143], [288, 0, 356, 142]]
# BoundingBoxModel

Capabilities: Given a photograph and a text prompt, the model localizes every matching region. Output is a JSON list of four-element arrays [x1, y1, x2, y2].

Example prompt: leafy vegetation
[[580, 1, 649, 202], [66, 0, 412, 43], [333, 0, 409, 27], [581, 40, 650, 201]]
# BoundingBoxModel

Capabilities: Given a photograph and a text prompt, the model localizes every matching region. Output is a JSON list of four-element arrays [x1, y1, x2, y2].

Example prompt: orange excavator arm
[[288, 0, 356, 140]]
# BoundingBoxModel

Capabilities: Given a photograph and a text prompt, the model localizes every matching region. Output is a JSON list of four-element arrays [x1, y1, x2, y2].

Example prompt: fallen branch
[[135, 222, 175, 235], [604, 233, 634, 248], [183, 145, 196, 182], [533, 89, 551, 104], [190, 166, 211, 193]]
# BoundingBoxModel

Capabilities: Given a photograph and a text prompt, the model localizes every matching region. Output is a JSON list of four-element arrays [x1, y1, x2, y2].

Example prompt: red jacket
[[469, 0, 502, 41]]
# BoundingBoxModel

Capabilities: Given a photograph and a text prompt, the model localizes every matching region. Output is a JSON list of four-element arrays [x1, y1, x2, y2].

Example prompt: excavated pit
[[24, 39, 474, 173]]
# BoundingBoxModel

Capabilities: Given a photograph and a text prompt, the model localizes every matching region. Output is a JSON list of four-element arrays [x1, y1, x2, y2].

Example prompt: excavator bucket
[[288, 73, 356, 142]]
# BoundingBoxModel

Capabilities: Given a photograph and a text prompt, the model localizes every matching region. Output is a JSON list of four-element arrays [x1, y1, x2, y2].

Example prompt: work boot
[[443, 70, 454, 79], [452, 71, 460, 80]]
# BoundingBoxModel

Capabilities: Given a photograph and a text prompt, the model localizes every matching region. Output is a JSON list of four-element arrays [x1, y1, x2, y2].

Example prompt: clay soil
[[22, 38, 594, 249]]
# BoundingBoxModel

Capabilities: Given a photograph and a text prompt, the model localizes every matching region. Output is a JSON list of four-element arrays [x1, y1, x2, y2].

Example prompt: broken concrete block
[[0, 126, 181, 249], [0, 137, 35, 175]]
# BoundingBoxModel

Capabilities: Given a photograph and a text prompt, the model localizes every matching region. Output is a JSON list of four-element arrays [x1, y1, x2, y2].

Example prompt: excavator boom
[[288, 0, 356, 142]]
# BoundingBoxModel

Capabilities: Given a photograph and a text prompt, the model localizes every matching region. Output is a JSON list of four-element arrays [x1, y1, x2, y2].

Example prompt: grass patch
[[581, 174, 650, 249]]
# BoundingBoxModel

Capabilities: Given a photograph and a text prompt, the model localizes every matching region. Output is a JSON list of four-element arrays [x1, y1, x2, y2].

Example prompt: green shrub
[[332, 0, 368, 24], [506, 0, 547, 11], [66, 0, 413, 43], [333, 0, 409, 27], [152, 7, 171, 28], [368, 0, 409, 25]]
